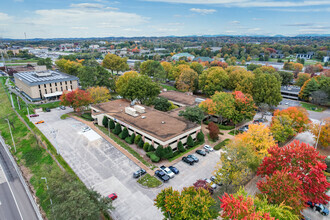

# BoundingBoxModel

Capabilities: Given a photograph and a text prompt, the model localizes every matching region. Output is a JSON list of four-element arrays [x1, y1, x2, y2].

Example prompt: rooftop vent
[[134, 105, 145, 113], [141, 116, 146, 119], [125, 107, 138, 117], [161, 121, 165, 124], [35, 71, 52, 77]]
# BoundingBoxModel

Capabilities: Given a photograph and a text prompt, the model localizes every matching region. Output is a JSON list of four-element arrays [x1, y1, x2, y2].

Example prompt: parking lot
[[30, 109, 222, 220]]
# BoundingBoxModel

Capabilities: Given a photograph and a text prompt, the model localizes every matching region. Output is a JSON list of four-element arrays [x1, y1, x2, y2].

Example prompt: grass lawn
[[161, 84, 177, 91], [207, 134, 217, 143], [168, 142, 203, 162], [60, 114, 69, 120], [5, 58, 39, 63], [137, 174, 162, 188], [218, 124, 235, 130], [31, 101, 61, 110], [301, 102, 326, 112], [228, 129, 243, 136]]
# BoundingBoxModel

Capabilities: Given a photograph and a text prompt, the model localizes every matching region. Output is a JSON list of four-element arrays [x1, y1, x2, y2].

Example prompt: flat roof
[[14, 70, 79, 86], [159, 90, 197, 106], [92, 99, 200, 142]]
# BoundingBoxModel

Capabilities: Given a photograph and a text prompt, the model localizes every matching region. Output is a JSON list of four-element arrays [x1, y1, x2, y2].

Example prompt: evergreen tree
[[134, 135, 141, 145], [155, 145, 164, 158], [187, 135, 194, 148], [148, 144, 155, 152], [109, 119, 115, 129], [138, 139, 144, 148], [197, 132, 205, 144], [102, 116, 108, 127], [121, 127, 129, 139], [143, 142, 150, 152], [178, 141, 185, 152], [113, 123, 122, 135]]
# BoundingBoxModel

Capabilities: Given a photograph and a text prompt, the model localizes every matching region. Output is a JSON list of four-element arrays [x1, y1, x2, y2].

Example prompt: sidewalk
[[71, 115, 154, 175]]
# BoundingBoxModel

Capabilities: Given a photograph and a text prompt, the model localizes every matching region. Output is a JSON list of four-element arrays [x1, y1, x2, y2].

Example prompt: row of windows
[[38, 80, 73, 89], [39, 85, 72, 94]]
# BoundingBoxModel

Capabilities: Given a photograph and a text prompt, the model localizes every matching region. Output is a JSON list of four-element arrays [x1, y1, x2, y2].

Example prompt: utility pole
[[50, 128, 59, 154], [315, 120, 323, 150], [9, 92, 14, 108], [17, 96, 21, 110], [5, 118, 16, 153], [41, 177, 54, 215], [108, 118, 110, 136]]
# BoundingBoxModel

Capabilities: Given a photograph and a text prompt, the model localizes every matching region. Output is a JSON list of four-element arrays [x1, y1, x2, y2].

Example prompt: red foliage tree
[[273, 106, 310, 133], [208, 122, 219, 141], [193, 179, 213, 194], [232, 91, 256, 123], [257, 169, 307, 215], [60, 89, 94, 112], [257, 140, 330, 204]]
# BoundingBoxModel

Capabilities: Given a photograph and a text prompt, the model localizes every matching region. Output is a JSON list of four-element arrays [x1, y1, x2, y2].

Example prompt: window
[[38, 85, 40, 89], [70, 85, 73, 90], [70, 80, 72, 84], [50, 88, 53, 93], [66, 86, 68, 90], [56, 87, 58, 91], [55, 82, 57, 86], [65, 81, 67, 85], [49, 83, 52, 87], [60, 82, 62, 85], [61, 87, 63, 91], [44, 84, 46, 88], [45, 89, 47, 94]]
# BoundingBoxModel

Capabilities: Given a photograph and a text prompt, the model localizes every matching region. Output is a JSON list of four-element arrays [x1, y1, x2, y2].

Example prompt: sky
[[0, 0, 329, 39]]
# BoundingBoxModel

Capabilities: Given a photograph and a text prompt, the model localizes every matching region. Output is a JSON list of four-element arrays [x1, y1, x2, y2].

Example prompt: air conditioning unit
[[125, 107, 139, 117], [134, 105, 145, 113]]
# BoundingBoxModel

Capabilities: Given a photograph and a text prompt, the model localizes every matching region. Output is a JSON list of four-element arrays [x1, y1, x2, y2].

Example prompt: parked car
[[204, 178, 217, 190], [133, 169, 146, 178], [108, 193, 118, 201], [196, 149, 206, 156], [307, 201, 329, 216], [264, 111, 273, 116], [203, 145, 214, 152], [29, 114, 39, 118], [82, 126, 91, 132], [187, 154, 199, 162], [45, 108, 51, 112], [60, 106, 66, 110], [155, 170, 170, 182], [35, 120, 44, 124], [238, 125, 249, 132], [253, 118, 265, 124], [168, 166, 179, 174], [210, 175, 223, 186], [182, 157, 194, 165], [160, 166, 175, 178]]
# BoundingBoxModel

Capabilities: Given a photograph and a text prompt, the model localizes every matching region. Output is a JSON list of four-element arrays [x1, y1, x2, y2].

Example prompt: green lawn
[[161, 84, 177, 91], [228, 129, 243, 136], [137, 174, 162, 188], [31, 101, 61, 110], [301, 102, 326, 112], [168, 142, 204, 162], [5, 58, 39, 63]]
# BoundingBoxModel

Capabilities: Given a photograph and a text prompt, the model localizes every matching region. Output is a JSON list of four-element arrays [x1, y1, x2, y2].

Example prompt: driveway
[[30, 109, 222, 220]]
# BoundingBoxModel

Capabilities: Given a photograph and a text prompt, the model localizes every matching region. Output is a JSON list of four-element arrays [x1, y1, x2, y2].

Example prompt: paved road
[[0, 143, 39, 220]]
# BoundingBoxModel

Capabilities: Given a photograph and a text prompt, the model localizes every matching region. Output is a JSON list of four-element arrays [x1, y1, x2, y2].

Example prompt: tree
[[102, 53, 128, 74], [143, 142, 150, 152], [232, 91, 256, 124], [257, 140, 330, 204], [187, 135, 194, 148], [197, 131, 204, 143], [140, 60, 166, 82], [109, 119, 115, 129], [102, 116, 108, 128], [55, 58, 83, 76], [178, 106, 205, 123], [295, 73, 311, 87], [299, 78, 320, 101], [163, 146, 173, 159], [273, 107, 310, 133], [253, 72, 282, 106], [278, 71, 294, 86], [310, 117, 330, 148], [176, 68, 199, 92], [115, 71, 139, 95], [198, 99, 216, 115], [311, 90, 329, 106], [133, 61, 141, 71], [236, 124, 275, 160], [170, 64, 190, 80], [199, 67, 229, 96], [154, 186, 218, 220], [120, 127, 129, 139], [60, 89, 94, 112], [161, 61, 173, 79], [138, 138, 144, 148], [226, 67, 254, 92], [87, 86, 111, 104], [257, 169, 306, 215], [178, 141, 185, 152], [208, 122, 219, 141], [153, 97, 171, 112], [190, 62, 204, 75], [113, 123, 122, 135], [193, 179, 213, 194], [134, 135, 141, 145], [155, 145, 164, 158], [37, 58, 52, 69], [270, 115, 296, 143], [78, 65, 113, 89], [119, 75, 160, 104]]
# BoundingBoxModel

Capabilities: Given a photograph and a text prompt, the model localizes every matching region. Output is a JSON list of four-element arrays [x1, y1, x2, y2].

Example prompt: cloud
[[190, 8, 217, 14], [268, 7, 330, 12], [252, 18, 264, 21], [144, 0, 330, 8], [70, 3, 105, 9], [225, 30, 237, 33], [0, 12, 12, 21], [282, 23, 315, 27], [230, 20, 240, 24], [248, 27, 261, 32]]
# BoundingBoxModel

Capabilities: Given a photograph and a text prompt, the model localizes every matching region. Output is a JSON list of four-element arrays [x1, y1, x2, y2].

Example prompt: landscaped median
[[137, 174, 162, 188]]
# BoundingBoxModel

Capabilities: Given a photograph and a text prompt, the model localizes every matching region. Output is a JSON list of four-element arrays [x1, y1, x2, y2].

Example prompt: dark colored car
[[307, 201, 329, 216], [155, 170, 170, 182], [187, 154, 199, 162], [196, 149, 206, 156], [108, 193, 118, 201], [60, 106, 66, 110], [253, 118, 265, 124], [238, 125, 249, 132], [182, 157, 194, 165], [169, 166, 179, 174], [133, 169, 146, 178], [29, 114, 39, 117], [45, 108, 51, 112]]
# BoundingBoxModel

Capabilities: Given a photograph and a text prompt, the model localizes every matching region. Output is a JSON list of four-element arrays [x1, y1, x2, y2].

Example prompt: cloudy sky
[[0, 0, 329, 38]]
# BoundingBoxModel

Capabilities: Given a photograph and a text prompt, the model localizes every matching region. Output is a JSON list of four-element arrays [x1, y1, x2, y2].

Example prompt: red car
[[30, 114, 39, 117], [108, 193, 117, 201]]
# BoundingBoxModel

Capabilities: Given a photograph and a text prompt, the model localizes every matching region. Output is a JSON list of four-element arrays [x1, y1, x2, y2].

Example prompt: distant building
[[14, 70, 79, 101], [154, 48, 166, 52], [296, 52, 314, 60], [172, 53, 195, 61], [323, 56, 329, 63], [210, 47, 222, 52], [280, 85, 301, 100], [183, 46, 202, 50], [193, 57, 213, 62], [89, 45, 100, 49]]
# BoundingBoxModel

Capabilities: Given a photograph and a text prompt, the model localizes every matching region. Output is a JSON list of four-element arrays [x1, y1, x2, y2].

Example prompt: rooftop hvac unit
[[134, 105, 145, 113], [125, 107, 139, 117], [141, 116, 146, 119]]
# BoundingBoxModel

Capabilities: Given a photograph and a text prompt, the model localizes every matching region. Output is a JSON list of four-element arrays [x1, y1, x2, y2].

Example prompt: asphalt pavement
[[0, 142, 39, 220]]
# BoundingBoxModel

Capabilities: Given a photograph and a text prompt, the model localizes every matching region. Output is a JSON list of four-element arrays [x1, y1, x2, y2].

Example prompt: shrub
[[148, 144, 155, 152], [125, 136, 132, 144], [130, 133, 135, 144], [178, 141, 185, 152], [143, 142, 150, 152], [118, 131, 124, 139], [146, 152, 153, 158], [134, 135, 141, 145], [218, 124, 235, 130], [208, 122, 219, 141], [109, 119, 115, 129], [163, 146, 173, 159], [150, 153, 160, 163], [113, 123, 122, 135], [121, 128, 129, 139], [81, 113, 93, 121], [214, 139, 230, 150], [153, 97, 171, 112], [203, 120, 209, 125], [197, 132, 204, 143], [155, 145, 164, 158], [187, 135, 194, 148], [173, 151, 180, 157], [138, 139, 144, 148]]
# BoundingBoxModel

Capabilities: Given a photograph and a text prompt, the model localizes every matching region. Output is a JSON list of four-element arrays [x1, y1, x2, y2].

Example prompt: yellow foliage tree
[[311, 117, 330, 148], [160, 61, 173, 79], [87, 86, 111, 104], [236, 124, 276, 159], [176, 68, 198, 92], [115, 71, 139, 94], [170, 64, 190, 80]]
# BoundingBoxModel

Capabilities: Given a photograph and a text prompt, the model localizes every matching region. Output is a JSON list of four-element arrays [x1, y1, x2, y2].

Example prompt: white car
[[203, 145, 214, 152], [160, 166, 175, 178], [82, 126, 91, 133], [204, 178, 217, 190]]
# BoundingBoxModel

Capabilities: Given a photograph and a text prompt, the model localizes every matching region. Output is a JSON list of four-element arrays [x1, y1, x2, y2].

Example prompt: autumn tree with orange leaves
[[311, 117, 330, 148], [257, 140, 330, 204], [273, 107, 310, 133], [60, 89, 93, 112]]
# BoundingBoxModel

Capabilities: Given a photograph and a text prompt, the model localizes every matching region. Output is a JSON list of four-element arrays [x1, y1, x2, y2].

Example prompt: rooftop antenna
[[24, 32, 27, 43]]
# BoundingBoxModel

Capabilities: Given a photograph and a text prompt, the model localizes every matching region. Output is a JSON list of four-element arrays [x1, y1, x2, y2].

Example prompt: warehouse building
[[14, 70, 79, 101], [91, 99, 201, 150]]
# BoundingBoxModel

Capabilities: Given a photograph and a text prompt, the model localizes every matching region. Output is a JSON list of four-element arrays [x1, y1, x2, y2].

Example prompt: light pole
[[50, 128, 59, 154], [315, 120, 323, 150], [5, 118, 16, 153], [41, 177, 54, 215], [108, 118, 110, 136]]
